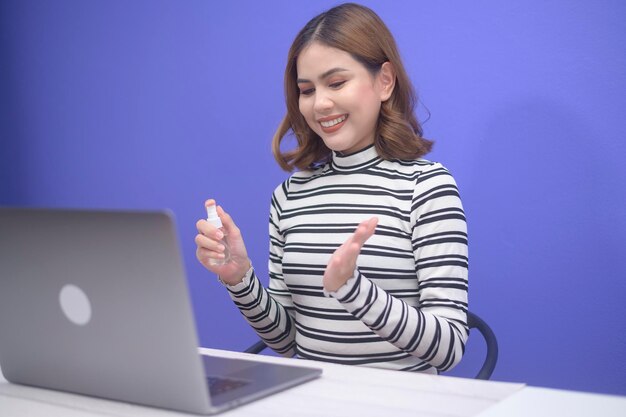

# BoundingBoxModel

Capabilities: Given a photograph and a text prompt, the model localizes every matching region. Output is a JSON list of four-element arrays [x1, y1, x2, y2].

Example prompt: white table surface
[[1, 347, 624, 417]]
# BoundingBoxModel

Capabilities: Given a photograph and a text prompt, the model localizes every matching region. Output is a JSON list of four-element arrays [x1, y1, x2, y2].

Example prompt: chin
[[323, 143, 349, 153], [319, 136, 349, 153]]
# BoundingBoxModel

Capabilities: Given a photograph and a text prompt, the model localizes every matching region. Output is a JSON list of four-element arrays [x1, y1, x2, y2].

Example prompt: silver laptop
[[0, 207, 321, 414]]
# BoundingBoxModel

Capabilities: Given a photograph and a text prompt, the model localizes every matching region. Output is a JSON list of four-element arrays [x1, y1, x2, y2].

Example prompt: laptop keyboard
[[207, 376, 250, 396]]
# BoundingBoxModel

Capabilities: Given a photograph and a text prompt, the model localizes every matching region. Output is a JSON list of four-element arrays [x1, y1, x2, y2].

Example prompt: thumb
[[216, 205, 240, 236]]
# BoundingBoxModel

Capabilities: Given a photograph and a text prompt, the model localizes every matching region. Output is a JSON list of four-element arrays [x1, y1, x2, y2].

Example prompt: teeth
[[320, 115, 347, 128]]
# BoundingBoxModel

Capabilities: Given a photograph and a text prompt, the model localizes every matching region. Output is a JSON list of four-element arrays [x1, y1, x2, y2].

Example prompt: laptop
[[0, 207, 321, 414]]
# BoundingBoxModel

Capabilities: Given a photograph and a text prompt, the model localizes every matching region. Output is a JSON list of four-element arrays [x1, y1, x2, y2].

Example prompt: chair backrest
[[466, 310, 498, 380], [244, 339, 269, 355], [244, 310, 498, 380]]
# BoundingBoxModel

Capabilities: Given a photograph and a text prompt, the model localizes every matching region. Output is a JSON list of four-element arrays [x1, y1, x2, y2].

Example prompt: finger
[[325, 256, 343, 276], [204, 199, 226, 239], [196, 247, 225, 263], [351, 217, 378, 247], [341, 241, 365, 264], [331, 237, 368, 272], [194, 233, 225, 252], [323, 253, 356, 292], [216, 205, 241, 238], [196, 219, 223, 240], [325, 253, 349, 279]]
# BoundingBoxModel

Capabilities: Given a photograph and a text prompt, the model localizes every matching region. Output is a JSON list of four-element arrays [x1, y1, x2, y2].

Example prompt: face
[[296, 42, 394, 154]]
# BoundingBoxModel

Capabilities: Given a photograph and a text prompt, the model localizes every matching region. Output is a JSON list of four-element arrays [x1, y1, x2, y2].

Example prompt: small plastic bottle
[[206, 204, 231, 266]]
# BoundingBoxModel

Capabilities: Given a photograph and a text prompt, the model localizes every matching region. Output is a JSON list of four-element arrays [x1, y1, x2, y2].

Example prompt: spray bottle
[[206, 203, 231, 266]]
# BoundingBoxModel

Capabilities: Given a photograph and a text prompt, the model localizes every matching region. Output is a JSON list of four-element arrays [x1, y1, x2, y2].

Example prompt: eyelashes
[[299, 80, 347, 96], [330, 80, 346, 89]]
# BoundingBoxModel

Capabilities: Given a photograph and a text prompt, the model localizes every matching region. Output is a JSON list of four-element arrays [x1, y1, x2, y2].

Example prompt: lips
[[318, 114, 348, 134]]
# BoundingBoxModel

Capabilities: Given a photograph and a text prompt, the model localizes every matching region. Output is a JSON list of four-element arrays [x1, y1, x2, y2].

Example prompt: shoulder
[[382, 157, 460, 194], [374, 157, 454, 181], [408, 160, 464, 211], [384, 157, 441, 172], [272, 164, 328, 194], [411, 160, 458, 186], [270, 164, 328, 201]]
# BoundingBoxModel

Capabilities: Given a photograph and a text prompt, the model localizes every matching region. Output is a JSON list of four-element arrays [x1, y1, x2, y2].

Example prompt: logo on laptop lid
[[59, 284, 92, 326]]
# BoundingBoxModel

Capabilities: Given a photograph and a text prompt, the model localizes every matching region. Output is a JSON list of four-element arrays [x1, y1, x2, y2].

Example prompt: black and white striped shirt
[[227, 144, 468, 373]]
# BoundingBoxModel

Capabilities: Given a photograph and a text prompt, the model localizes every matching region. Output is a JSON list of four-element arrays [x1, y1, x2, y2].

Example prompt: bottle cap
[[206, 204, 223, 228]]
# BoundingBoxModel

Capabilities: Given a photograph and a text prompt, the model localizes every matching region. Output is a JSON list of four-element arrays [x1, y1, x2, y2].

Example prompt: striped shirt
[[226, 144, 468, 373]]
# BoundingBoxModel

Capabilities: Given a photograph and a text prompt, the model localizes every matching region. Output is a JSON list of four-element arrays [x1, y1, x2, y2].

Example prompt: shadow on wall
[[463, 97, 626, 393]]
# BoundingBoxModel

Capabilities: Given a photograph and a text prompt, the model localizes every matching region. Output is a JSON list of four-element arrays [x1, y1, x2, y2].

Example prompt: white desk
[[1, 348, 624, 417]]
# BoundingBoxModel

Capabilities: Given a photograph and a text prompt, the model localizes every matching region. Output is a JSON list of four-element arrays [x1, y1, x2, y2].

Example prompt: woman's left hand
[[323, 217, 378, 292]]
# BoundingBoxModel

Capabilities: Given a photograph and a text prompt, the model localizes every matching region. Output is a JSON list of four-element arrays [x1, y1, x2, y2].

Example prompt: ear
[[378, 62, 396, 102]]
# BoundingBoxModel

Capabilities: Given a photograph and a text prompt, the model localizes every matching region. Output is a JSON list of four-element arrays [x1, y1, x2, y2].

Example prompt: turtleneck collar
[[330, 144, 382, 172]]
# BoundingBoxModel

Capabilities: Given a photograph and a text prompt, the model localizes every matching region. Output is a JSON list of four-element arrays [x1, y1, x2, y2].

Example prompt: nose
[[313, 90, 333, 114]]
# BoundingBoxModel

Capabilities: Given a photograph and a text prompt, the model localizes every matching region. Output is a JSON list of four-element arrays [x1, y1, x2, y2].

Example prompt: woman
[[195, 3, 468, 374]]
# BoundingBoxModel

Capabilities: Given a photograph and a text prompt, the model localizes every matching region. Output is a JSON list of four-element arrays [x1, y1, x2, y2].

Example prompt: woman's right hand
[[195, 200, 251, 286]]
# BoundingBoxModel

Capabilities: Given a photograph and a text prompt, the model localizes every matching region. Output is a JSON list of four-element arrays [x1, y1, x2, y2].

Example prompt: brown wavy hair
[[272, 2, 433, 172]]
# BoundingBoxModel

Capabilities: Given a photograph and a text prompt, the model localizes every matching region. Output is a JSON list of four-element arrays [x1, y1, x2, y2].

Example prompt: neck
[[331, 144, 381, 172]]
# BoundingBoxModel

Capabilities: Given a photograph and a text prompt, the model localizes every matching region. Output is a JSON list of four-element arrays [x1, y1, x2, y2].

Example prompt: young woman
[[195, 3, 468, 374]]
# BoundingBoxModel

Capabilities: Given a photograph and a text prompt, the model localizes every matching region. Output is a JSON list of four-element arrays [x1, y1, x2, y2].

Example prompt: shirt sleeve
[[326, 163, 469, 372], [225, 180, 296, 357]]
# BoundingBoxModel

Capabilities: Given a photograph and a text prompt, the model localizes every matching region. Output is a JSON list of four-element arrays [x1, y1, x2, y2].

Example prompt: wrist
[[323, 275, 346, 293], [323, 270, 360, 299], [218, 263, 253, 287]]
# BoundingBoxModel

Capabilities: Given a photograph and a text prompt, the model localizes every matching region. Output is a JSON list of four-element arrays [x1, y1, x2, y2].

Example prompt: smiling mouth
[[319, 114, 348, 133]]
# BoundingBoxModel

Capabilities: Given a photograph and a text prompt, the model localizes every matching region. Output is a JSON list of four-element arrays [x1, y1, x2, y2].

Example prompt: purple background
[[1, 0, 625, 395]]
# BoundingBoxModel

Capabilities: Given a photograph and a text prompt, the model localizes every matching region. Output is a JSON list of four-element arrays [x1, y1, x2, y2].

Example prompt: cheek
[[350, 85, 381, 119], [349, 80, 378, 102]]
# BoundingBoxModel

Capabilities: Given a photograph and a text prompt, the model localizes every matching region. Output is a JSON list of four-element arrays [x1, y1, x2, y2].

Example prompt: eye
[[299, 87, 315, 96], [329, 80, 346, 89]]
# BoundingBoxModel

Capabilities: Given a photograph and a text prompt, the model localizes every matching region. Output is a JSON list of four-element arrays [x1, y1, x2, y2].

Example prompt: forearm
[[328, 271, 467, 371], [226, 268, 296, 356]]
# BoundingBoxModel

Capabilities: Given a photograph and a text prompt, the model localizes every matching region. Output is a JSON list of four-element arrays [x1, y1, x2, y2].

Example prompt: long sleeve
[[326, 163, 468, 372], [225, 180, 297, 356]]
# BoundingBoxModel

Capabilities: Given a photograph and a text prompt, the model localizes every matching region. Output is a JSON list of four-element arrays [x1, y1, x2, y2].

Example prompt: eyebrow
[[297, 67, 349, 84]]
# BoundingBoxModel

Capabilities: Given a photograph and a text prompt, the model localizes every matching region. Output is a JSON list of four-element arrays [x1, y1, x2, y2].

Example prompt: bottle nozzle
[[206, 204, 223, 228]]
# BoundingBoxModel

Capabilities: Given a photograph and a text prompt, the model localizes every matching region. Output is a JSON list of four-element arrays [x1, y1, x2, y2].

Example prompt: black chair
[[466, 310, 498, 380], [244, 310, 498, 380]]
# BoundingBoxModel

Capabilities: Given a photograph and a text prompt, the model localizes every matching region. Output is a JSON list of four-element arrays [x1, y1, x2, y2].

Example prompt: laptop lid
[[0, 207, 320, 414]]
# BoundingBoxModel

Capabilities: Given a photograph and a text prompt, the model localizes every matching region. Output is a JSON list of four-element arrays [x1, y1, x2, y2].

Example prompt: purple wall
[[1, 0, 625, 395]]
